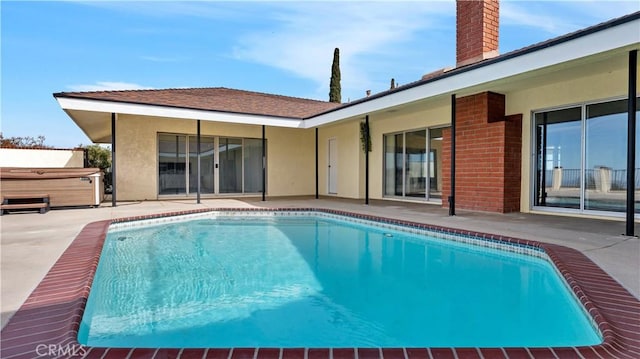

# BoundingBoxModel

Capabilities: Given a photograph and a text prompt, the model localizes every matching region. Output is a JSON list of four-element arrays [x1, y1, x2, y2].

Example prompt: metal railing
[[544, 168, 640, 190]]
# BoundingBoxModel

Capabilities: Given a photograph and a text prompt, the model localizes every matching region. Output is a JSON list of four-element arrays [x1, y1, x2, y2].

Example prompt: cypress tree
[[329, 48, 341, 103]]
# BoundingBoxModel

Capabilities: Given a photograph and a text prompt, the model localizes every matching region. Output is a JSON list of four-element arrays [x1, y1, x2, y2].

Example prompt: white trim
[[305, 19, 640, 127], [56, 97, 305, 128]]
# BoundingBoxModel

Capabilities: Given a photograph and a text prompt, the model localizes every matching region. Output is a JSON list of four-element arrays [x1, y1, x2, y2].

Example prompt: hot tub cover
[[0, 167, 102, 180]]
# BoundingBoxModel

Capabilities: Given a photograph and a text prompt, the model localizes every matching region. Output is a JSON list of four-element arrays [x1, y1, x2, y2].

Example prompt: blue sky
[[2, 1, 639, 148]]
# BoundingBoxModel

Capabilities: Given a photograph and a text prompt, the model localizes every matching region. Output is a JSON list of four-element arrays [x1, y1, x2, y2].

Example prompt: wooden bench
[[1, 193, 50, 215]]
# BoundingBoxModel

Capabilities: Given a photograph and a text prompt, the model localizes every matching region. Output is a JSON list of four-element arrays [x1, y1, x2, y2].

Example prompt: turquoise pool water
[[78, 213, 602, 348]]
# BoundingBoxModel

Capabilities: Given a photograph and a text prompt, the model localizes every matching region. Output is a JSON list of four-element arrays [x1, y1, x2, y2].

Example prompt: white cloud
[[231, 2, 454, 101], [67, 82, 154, 92], [501, 1, 640, 35], [501, 3, 577, 35]]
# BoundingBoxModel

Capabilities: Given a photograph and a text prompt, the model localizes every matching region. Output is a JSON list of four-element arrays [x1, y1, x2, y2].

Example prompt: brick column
[[442, 92, 522, 213]]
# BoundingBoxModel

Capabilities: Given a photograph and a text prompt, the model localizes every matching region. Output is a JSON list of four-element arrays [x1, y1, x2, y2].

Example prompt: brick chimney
[[456, 0, 499, 67]]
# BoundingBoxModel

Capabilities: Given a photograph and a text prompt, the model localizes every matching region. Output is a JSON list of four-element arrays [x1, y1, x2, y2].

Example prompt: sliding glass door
[[384, 128, 443, 201], [188, 137, 215, 194], [159, 134, 187, 195], [405, 130, 427, 198], [384, 133, 404, 196], [533, 108, 582, 209], [428, 128, 443, 199], [243, 139, 264, 193], [158, 134, 264, 196], [218, 138, 243, 193], [533, 97, 639, 214], [584, 100, 635, 212]]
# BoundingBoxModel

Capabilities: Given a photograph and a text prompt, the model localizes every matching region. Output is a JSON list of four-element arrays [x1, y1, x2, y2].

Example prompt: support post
[[449, 94, 456, 216], [365, 115, 370, 205], [315, 128, 319, 199], [541, 113, 548, 206], [197, 120, 201, 204], [626, 49, 637, 236], [262, 125, 266, 201], [111, 113, 117, 207]]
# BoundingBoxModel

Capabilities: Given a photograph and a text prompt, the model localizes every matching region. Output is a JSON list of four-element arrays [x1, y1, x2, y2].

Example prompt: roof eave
[[55, 97, 307, 129]]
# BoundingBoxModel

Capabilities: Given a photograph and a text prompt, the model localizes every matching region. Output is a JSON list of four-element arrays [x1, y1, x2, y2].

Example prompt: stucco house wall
[[317, 121, 362, 199], [105, 52, 636, 213], [505, 57, 632, 213], [113, 114, 314, 200], [322, 53, 635, 214], [265, 126, 315, 197]]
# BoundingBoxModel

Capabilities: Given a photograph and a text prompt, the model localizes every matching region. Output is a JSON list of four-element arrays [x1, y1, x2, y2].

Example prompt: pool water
[[78, 213, 602, 348]]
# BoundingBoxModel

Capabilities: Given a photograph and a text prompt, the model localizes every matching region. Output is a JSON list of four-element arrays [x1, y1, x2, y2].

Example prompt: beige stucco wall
[[109, 53, 637, 214], [317, 121, 363, 198], [113, 114, 314, 200], [321, 56, 635, 210], [316, 102, 451, 201], [266, 127, 315, 196], [505, 65, 633, 213], [0, 148, 84, 168]]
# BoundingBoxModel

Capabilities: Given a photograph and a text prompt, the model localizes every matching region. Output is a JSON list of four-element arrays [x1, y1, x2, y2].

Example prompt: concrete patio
[[2, 196, 639, 329]]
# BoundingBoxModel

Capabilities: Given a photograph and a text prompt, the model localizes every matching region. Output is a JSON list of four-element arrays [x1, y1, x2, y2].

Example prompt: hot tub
[[0, 167, 104, 207]]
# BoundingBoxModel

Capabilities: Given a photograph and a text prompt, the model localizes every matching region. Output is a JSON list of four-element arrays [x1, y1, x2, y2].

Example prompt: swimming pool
[[78, 211, 601, 348]]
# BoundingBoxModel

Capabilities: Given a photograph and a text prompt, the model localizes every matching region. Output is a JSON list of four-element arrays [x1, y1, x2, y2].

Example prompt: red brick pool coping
[[2, 208, 639, 359]]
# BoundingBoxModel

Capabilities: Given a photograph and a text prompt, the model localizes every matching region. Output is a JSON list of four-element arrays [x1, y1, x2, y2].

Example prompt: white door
[[328, 138, 337, 194]]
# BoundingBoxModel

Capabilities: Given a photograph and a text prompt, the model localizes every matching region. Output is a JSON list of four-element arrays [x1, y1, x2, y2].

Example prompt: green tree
[[80, 144, 113, 192], [81, 144, 112, 170], [329, 48, 341, 103]]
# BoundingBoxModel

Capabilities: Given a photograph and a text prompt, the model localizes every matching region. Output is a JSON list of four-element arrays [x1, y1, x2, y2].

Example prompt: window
[[533, 97, 640, 214], [383, 128, 444, 201]]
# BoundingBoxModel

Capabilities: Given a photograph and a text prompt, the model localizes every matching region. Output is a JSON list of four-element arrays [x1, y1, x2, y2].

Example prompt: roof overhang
[[55, 97, 305, 143]]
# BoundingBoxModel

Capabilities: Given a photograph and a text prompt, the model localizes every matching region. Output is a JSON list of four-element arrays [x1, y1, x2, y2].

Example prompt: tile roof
[[54, 87, 342, 119]]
